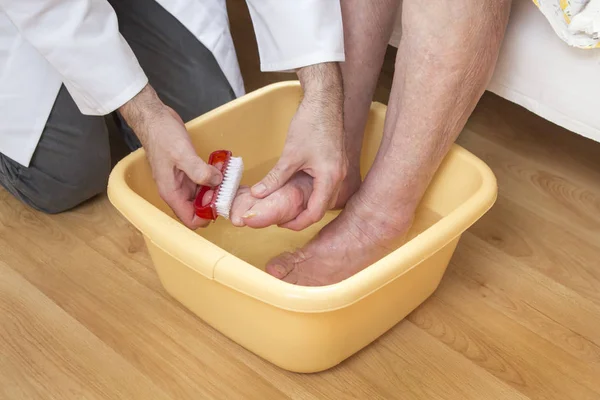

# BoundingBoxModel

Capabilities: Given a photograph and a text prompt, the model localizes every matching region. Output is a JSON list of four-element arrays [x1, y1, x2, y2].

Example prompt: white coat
[[0, 0, 345, 167]]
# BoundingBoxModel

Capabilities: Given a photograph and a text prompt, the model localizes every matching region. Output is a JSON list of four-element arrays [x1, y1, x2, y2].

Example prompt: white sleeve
[[245, 0, 345, 72], [0, 0, 148, 116]]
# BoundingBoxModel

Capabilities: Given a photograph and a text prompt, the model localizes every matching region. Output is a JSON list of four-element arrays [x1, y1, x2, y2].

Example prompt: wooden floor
[[2, 6, 600, 400]]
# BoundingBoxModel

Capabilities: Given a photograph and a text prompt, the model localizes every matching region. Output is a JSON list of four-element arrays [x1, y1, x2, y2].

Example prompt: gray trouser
[[0, 0, 236, 214]]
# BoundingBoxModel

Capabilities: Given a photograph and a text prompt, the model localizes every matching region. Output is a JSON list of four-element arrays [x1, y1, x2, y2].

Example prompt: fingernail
[[232, 216, 245, 227], [252, 183, 267, 195], [211, 175, 222, 187], [242, 211, 257, 219]]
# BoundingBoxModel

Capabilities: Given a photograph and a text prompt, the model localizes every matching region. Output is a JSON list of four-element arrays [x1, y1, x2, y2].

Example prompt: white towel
[[534, 0, 600, 48]]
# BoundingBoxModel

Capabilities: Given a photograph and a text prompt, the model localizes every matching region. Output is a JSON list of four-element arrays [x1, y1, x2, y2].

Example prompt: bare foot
[[230, 165, 361, 229], [265, 193, 414, 286], [230, 172, 313, 228]]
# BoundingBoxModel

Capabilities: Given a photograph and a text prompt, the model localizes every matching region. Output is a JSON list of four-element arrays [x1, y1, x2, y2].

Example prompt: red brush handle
[[207, 150, 231, 166], [193, 150, 231, 220]]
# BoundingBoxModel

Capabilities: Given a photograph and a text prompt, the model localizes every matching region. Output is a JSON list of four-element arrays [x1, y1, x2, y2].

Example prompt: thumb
[[251, 158, 297, 198], [179, 154, 222, 187]]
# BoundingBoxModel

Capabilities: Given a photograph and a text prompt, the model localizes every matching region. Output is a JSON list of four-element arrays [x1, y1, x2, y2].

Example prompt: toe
[[243, 197, 294, 228], [230, 186, 256, 226], [265, 252, 298, 279], [267, 251, 328, 286], [243, 187, 306, 228], [242, 172, 314, 229]]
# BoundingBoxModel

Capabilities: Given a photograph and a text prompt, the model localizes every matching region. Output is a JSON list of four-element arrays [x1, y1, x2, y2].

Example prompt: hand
[[119, 85, 222, 229], [250, 63, 347, 231]]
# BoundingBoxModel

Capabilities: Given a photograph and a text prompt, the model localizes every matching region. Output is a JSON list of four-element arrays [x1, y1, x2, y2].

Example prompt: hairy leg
[[267, 0, 511, 286], [335, 0, 401, 207]]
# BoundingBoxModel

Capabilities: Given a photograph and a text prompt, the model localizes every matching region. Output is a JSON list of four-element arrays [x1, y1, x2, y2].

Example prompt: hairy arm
[[250, 62, 347, 230]]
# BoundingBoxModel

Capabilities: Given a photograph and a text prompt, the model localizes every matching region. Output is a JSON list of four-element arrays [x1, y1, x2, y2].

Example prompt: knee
[[17, 155, 111, 215], [35, 180, 108, 214]]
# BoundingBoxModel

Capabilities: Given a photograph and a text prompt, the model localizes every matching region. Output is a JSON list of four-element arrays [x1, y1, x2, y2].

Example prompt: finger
[[200, 189, 214, 206], [280, 177, 334, 231], [190, 214, 212, 229], [161, 189, 210, 230], [178, 154, 222, 187], [175, 200, 211, 229], [251, 158, 298, 199]]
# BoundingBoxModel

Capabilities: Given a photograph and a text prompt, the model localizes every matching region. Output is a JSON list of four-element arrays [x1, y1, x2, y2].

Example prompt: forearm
[[297, 62, 342, 92], [118, 84, 166, 145], [296, 63, 344, 135]]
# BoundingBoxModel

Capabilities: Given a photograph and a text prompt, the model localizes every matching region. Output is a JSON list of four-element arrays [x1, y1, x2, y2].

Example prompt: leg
[[335, 0, 401, 207], [0, 86, 111, 213], [107, 0, 236, 149], [267, 0, 512, 286]]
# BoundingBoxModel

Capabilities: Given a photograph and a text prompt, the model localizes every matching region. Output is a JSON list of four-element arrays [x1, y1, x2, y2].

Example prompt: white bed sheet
[[389, 0, 600, 143]]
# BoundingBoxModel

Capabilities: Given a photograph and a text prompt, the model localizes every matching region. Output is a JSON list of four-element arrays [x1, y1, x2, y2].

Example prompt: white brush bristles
[[214, 156, 244, 219]]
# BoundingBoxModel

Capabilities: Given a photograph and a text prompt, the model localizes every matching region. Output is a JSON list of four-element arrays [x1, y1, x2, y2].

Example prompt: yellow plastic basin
[[107, 81, 497, 373]]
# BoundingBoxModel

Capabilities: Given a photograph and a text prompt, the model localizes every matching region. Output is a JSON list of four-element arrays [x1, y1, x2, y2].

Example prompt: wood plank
[[448, 231, 600, 360], [467, 195, 600, 306], [458, 129, 600, 239], [350, 322, 530, 400], [0, 261, 171, 400], [410, 295, 600, 399]]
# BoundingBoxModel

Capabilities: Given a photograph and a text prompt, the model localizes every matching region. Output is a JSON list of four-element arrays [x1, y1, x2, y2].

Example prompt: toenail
[[242, 211, 257, 219], [273, 264, 287, 277]]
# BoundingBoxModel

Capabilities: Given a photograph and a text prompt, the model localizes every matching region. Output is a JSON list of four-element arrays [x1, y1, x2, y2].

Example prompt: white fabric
[[0, 0, 345, 167], [246, 0, 345, 71], [388, 0, 600, 144], [0, 1, 148, 167], [488, 0, 600, 143]]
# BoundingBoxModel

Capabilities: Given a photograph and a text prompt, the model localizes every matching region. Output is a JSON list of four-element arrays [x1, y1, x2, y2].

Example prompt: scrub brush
[[194, 150, 244, 220]]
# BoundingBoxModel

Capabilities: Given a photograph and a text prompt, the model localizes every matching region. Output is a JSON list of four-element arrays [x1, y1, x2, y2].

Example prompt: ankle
[[333, 164, 362, 209], [348, 189, 415, 233]]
